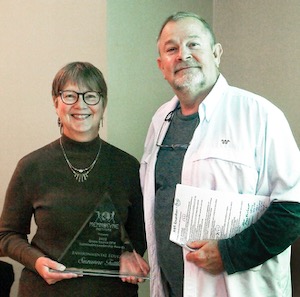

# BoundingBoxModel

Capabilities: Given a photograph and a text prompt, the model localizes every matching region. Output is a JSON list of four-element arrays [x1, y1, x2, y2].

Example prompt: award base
[[54, 268, 149, 279]]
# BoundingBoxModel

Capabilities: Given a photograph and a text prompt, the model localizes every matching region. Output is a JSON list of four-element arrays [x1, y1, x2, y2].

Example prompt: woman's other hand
[[35, 256, 79, 285], [119, 250, 150, 284]]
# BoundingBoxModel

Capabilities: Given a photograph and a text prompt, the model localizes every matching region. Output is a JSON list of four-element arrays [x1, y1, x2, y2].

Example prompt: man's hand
[[119, 250, 150, 284], [185, 240, 224, 275], [35, 256, 79, 285]]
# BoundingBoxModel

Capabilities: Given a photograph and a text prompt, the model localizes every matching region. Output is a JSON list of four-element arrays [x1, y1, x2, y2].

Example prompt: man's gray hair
[[157, 11, 216, 47]]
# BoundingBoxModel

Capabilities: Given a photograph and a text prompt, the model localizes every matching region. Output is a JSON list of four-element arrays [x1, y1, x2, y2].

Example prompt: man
[[140, 11, 300, 297]]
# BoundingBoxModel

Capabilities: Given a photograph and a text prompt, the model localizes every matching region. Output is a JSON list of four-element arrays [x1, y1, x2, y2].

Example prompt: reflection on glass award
[[56, 192, 149, 279]]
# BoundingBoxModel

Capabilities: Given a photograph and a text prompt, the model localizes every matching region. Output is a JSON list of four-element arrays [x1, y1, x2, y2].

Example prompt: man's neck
[[175, 89, 209, 116], [175, 75, 219, 115]]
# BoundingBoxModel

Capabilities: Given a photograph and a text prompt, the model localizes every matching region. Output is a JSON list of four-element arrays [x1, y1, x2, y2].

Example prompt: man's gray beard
[[173, 72, 205, 92]]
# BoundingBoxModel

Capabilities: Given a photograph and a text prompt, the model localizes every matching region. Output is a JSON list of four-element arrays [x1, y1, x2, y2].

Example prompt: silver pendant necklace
[[59, 137, 101, 182]]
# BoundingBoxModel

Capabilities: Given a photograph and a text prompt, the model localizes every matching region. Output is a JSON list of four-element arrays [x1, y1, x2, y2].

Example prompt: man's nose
[[177, 46, 192, 61]]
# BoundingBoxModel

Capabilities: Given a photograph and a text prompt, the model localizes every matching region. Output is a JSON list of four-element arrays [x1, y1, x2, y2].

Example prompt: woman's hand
[[35, 256, 79, 285], [185, 240, 224, 275], [119, 250, 150, 284]]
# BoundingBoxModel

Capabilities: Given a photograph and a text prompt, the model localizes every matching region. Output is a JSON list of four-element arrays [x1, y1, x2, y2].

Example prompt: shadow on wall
[[0, 260, 14, 297], [291, 238, 300, 296]]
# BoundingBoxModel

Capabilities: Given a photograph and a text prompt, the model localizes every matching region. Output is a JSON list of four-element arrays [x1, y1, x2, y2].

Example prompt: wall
[[0, 1, 106, 296], [213, 0, 300, 146], [107, 0, 213, 160]]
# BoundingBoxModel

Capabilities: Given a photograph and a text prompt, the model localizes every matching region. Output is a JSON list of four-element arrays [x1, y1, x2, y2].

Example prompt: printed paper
[[170, 184, 270, 248]]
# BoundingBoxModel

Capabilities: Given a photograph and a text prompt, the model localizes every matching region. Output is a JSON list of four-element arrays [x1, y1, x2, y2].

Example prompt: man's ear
[[157, 56, 163, 71], [213, 43, 223, 67], [157, 57, 167, 79]]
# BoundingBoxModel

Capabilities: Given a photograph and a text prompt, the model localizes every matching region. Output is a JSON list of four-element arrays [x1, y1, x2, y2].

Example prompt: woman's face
[[55, 82, 104, 142]]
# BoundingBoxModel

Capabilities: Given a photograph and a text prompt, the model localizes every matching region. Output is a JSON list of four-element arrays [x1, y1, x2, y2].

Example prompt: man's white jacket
[[140, 75, 300, 297]]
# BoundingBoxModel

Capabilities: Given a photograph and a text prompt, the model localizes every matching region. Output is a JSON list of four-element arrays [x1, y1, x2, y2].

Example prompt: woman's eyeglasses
[[59, 90, 102, 106]]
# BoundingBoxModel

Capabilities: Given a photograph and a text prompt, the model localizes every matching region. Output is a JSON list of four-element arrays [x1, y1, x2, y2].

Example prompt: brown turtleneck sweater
[[0, 135, 146, 297]]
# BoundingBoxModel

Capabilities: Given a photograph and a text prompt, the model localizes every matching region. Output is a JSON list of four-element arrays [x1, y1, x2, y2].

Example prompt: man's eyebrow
[[187, 35, 202, 39], [163, 35, 202, 45], [160, 35, 203, 50], [163, 39, 176, 46]]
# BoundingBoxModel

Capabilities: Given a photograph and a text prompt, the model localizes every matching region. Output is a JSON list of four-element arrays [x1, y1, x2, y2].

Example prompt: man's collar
[[199, 74, 228, 122]]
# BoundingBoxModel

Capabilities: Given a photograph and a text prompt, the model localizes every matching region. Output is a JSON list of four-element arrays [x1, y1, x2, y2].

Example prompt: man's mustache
[[174, 63, 201, 73]]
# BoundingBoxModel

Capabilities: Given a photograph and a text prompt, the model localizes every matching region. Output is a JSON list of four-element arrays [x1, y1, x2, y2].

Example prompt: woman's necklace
[[59, 137, 102, 182]]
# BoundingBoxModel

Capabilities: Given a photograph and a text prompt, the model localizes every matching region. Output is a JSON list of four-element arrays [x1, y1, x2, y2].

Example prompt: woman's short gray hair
[[52, 62, 108, 109]]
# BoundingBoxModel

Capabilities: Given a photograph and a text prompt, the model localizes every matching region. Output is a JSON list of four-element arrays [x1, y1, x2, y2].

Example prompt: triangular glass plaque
[[55, 192, 149, 279]]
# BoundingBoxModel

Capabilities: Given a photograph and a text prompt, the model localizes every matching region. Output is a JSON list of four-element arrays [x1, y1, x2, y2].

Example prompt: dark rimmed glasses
[[59, 90, 102, 106]]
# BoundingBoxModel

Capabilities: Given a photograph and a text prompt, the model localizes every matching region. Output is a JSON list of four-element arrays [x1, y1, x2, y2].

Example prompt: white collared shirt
[[140, 74, 300, 297]]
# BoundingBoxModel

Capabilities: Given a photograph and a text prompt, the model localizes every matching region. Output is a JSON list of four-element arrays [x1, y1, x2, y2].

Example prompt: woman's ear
[[53, 97, 58, 108]]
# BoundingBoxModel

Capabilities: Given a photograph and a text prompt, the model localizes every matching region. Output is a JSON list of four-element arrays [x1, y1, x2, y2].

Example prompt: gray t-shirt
[[155, 107, 199, 297]]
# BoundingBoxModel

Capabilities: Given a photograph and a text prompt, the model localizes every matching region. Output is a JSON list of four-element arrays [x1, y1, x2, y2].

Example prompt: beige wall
[[0, 1, 106, 296], [213, 0, 300, 146]]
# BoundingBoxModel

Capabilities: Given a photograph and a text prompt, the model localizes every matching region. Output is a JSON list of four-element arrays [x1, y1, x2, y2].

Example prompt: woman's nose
[[75, 95, 88, 108]]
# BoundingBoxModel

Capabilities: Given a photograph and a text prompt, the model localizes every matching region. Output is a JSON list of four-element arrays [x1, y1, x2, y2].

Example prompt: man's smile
[[174, 66, 201, 74]]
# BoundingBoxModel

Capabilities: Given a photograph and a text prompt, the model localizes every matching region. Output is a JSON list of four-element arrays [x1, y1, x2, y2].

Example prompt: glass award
[[53, 192, 149, 279]]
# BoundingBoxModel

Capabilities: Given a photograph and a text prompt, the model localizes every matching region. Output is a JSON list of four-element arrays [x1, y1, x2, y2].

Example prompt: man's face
[[157, 17, 222, 95]]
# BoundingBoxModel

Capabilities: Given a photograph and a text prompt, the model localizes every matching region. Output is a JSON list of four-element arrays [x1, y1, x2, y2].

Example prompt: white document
[[170, 184, 270, 248]]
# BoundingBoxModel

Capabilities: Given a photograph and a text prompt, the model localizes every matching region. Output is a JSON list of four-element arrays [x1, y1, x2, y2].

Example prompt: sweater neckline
[[60, 134, 101, 153]]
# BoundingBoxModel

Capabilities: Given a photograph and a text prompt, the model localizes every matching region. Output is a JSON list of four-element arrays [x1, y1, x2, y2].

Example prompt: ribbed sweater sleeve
[[219, 201, 300, 274]]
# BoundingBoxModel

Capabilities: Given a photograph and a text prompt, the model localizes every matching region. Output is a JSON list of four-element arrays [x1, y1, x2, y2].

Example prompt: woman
[[0, 62, 149, 296]]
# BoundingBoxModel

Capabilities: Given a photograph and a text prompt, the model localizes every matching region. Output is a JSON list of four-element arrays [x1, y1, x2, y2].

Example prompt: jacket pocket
[[189, 147, 258, 193]]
